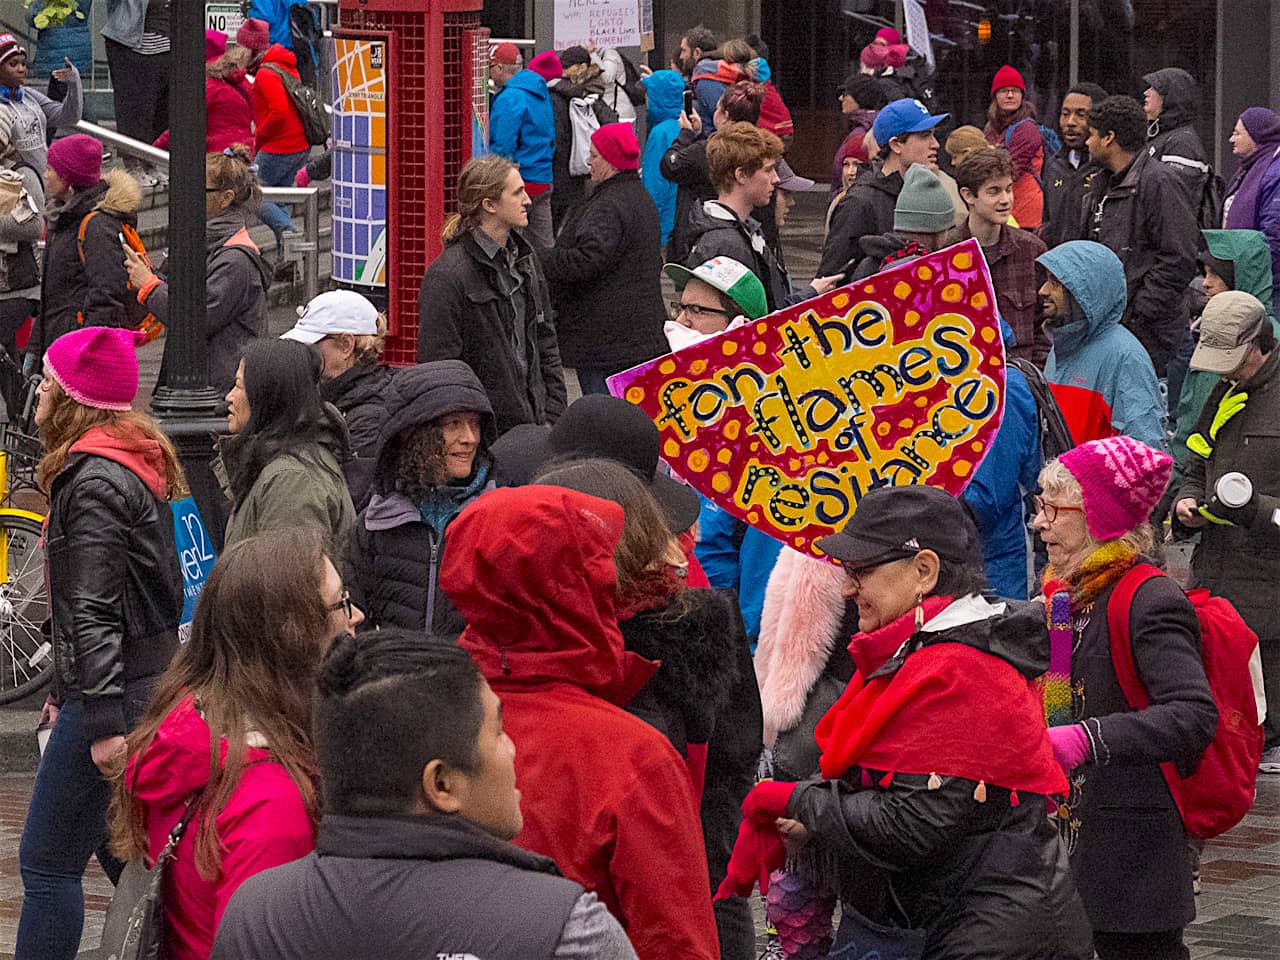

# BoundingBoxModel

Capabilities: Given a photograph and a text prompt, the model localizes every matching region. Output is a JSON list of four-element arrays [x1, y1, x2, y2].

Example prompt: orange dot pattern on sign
[[607, 240, 1006, 559]]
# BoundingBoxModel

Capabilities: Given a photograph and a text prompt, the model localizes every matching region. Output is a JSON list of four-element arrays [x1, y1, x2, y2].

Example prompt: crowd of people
[[6, 15, 1280, 960]]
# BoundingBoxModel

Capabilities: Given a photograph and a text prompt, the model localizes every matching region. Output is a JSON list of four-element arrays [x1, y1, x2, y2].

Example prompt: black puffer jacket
[[788, 603, 1092, 960], [346, 361, 496, 638], [541, 170, 667, 373], [48, 451, 181, 743], [660, 128, 714, 264], [621, 589, 762, 898], [321, 360, 399, 511], [1084, 148, 1199, 375], [548, 67, 618, 230], [1143, 68, 1210, 214], [34, 169, 140, 358], [685, 200, 790, 313], [818, 166, 903, 276], [417, 230, 566, 435]]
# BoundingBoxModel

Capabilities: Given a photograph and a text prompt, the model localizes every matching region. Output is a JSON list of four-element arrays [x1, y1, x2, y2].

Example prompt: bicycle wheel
[[0, 513, 51, 704]]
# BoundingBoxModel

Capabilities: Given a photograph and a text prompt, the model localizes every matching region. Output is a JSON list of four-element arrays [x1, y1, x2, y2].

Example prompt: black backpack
[[289, 3, 324, 90], [1009, 357, 1074, 461], [1199, 169, 1226, 230], [262, 62, 330, 146], [617, 52, 647, 107]]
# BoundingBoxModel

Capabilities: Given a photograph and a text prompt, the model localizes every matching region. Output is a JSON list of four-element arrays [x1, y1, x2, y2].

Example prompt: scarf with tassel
[[1040, 541, 1140, 726]]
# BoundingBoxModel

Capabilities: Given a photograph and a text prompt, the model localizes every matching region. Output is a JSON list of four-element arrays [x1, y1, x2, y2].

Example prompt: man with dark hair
[[954, 146, 1049, 363], [1174, 291, 1280, 773], [1084, 95, 1198, 376], [1143, 67, 1211, 215], [1041, 81, 1108, 247], [677, 25, 717, 77], [211, 629, 640, 960], [819, 97, 949, 277]]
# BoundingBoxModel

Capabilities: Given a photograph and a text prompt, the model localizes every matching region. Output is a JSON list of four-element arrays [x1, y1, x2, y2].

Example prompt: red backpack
[[1107, 563, 1264, 839]]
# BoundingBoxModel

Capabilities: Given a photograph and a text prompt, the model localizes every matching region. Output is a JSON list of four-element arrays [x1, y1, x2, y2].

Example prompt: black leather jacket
[[48, 453, 181, 742]]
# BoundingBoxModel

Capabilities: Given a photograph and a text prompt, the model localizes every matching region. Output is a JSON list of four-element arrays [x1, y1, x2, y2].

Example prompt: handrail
[[73, 120, 322, 300]]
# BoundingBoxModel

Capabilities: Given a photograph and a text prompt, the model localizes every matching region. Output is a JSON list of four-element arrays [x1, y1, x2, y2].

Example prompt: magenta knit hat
[[591, 123, 639, 171], [528, 50, 563, 82], [991, 64, 1026, 95], [46, 134, 102, 188], [205, 29, 228, 63], [235, 18, 270, 53], [45, 326, 143, 411], [1057, 437, 1173, 541]]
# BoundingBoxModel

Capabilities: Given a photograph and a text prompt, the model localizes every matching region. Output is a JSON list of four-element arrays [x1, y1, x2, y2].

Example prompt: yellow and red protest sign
[[608, 240, 1006, 557]]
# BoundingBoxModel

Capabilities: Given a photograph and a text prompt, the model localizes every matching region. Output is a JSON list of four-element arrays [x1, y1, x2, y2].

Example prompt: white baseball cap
[[280, 290, 379, 344]]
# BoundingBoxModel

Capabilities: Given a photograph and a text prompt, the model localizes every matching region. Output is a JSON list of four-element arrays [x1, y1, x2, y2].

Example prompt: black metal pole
[[152, 0, 228, 545]]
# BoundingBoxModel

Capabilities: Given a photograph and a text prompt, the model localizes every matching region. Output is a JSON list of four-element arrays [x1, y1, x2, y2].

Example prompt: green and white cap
[[662, 257, 769, 320]]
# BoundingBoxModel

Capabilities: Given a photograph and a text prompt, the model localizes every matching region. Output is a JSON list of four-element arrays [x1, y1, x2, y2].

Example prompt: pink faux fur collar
[[755, 549, 848, 746]]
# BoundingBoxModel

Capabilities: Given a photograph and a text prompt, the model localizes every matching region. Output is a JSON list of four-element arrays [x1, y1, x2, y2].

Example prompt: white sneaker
[[1259, 745, 1280, 774]]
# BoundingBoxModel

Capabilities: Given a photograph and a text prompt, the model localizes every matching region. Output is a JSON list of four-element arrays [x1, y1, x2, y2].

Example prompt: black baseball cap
[[814, 485, 974, 567]]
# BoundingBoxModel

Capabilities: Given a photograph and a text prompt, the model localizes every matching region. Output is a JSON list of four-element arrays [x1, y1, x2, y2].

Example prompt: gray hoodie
[[0, 66, 83, 173]]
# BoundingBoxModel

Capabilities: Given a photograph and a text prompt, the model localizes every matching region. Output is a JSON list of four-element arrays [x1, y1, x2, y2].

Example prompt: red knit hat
[[45, 326, 144, 412], [991, 65, 1025, 95], [491, 41, 519, 66], [1057, 437, 1173, 541], [528, 50, 563, 82], [591, 123, 639, 171], [235, 18, 270, 53], [47, 134, 102, 188]]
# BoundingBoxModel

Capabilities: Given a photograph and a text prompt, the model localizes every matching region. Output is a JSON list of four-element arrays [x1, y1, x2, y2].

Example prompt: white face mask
[[663, 315, 750, 353]]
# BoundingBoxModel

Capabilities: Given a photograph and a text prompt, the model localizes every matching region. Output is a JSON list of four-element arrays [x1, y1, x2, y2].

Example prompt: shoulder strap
[[154, 794, 201, 869], [1105, 563, 1165, 711], [76, 209, 100, 264]]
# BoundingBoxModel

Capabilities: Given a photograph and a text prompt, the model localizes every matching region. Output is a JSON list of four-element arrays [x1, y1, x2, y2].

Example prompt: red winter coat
[[251, 45, 309, 156], [441, 485, 719, 960], [154, 70, 254, 155], [124, 696, 315, 960]]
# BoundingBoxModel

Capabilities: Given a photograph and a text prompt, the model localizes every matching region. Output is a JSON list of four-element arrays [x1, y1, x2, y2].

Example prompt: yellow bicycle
[[0, 361, 50, 704]]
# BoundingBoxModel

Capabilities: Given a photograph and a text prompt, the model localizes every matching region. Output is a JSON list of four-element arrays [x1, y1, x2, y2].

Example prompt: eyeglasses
[[669, 300, 729, 321], [326, 588, 353, 619], [1033, 496, 1086, 524], [842, 554, 912, 590]]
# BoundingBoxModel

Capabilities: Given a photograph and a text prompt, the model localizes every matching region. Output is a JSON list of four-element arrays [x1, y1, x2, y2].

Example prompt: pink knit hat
[[528, 50, 563, 82], [45, 326, 143, 411], [235, 18, 270, 53], [47, 134, 102, 187], [591, 123, 639, 171], [1058, 437, 1173, 541], [206, 29, 228, 63]]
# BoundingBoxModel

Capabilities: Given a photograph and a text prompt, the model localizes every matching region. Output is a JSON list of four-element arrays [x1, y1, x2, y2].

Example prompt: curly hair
[[390, 423, 449, 499]]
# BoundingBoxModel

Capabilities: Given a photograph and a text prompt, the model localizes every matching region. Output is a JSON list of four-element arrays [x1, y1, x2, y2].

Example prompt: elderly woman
[[719, 485, 1090, 960], [1035, 436, 1217, 960]]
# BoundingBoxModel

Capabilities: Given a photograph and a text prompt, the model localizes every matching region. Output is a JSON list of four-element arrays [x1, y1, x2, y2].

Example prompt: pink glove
[[294, 167, 311, 187], [742, 779, 798, 822], [1047, 723, 1089, 772]]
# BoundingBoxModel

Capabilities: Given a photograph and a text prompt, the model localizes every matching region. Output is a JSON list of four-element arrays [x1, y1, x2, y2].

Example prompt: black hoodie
[[1143, 67, 1210, 211]]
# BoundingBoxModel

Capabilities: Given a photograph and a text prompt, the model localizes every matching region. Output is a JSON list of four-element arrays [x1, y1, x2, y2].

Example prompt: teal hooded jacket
[[641, 70, 686, 245]]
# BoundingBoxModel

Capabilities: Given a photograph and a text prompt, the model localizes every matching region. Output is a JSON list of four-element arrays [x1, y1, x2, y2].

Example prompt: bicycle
[[0, 353, 51, 705]]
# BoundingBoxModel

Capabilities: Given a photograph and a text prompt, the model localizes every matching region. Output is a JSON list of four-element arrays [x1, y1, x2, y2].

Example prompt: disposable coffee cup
[[1215, 472, 1254, 509]]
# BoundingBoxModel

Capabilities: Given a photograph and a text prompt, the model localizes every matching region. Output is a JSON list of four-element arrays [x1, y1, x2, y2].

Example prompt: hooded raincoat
[[490, 69, 556, 186], [1143, 68, 1210, 213], [640, 70, 685, 245], [440, 486, 720, 960], [1040, 241, 1167, 451]]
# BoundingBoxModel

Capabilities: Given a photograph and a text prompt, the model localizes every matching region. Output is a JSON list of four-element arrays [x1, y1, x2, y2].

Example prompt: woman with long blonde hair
[[15, 326, 186, 960]]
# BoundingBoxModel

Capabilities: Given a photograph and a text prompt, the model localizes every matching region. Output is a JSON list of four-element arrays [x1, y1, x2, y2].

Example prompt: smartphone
[[838, 255, 860, 281], [683, 89, 694, 117]]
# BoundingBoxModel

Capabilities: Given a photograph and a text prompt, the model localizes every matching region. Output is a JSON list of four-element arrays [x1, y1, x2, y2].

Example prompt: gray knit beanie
[[894, 165, 955, 234]]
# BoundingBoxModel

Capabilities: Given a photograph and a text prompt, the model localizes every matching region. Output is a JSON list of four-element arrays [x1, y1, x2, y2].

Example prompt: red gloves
[[714, 780, 798, 901]]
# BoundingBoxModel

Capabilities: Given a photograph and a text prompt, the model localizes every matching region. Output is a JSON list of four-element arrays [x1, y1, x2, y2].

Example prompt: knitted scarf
[[1039, 541, 1139, 725], [417, 459, 491, 535]]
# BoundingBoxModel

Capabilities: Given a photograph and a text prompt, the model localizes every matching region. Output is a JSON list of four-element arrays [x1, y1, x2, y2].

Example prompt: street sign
[[206, 2, 244, 38]]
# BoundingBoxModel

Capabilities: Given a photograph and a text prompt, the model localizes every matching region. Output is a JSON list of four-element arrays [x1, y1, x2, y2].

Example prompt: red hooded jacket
[[155, 71, 254, 156], [441, 486, 719, 960], [251, 45, 309, 156], [125, 697, 315, 960]]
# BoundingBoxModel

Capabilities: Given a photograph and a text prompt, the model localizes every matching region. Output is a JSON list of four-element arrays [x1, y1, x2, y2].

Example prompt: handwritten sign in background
[[554, 0, 642, 50], [609, 241, 1006, 558]]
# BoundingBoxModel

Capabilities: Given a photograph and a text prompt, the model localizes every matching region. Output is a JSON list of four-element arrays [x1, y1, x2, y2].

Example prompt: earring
[[913, 592, 925, 630]]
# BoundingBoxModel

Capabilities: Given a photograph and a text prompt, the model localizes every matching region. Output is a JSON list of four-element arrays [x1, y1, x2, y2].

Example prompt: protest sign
[[554, 0, 641, 50], [608, 240, 1005, 557]]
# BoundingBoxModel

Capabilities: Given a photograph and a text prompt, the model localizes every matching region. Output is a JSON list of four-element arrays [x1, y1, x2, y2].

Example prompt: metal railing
[[73, 120, 322, 301]]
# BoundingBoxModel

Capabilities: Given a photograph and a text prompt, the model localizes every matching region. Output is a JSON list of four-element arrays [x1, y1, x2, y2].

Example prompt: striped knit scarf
[[1039, 541, 1139, 725]]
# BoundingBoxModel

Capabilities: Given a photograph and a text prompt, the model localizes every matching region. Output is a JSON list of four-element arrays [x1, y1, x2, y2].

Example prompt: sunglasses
[[842, 553, 914, 590]]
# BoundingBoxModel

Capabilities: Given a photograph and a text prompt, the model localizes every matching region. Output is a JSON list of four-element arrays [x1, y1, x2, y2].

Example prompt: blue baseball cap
[[872, 99, 950, 146]]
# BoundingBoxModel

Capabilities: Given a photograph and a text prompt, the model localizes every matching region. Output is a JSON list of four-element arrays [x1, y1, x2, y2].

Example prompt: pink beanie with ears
[[45, 326, 143, 411], [1057, 437, 1173, 541]]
